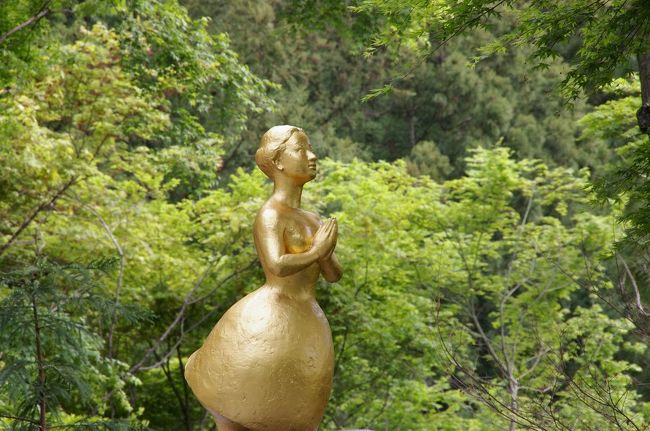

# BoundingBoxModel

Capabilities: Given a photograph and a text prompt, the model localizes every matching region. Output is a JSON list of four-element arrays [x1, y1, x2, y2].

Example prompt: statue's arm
[[255, 209, 320, 277], [320, 251, 342, 283]]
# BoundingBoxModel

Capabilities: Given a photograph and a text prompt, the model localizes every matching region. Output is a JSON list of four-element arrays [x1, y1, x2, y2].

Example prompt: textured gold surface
[[185, 126, 342, 431]]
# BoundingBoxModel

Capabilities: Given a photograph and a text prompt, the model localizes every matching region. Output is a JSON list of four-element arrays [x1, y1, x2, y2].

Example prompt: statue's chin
[[274, 170, 315, 185], [295, 173, 316, 185]]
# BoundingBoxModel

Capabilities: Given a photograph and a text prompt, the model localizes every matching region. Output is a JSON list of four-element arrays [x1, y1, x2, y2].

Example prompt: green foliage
[[578, 77, 650, 400], [0, 0, 122, 86], [187, 0, 593, 177], [0, 23, 170, 258], [2, 1, 649, 430], [0, 257, 146, 430], [405, 140, 452, 180], [1, 0, 274, 198], [0, 0, 58, 86], [581, 78, 650, 247], [115, 0, 274, 145], [0, 4, 274, 428], [309, 0, 650, 100], [305, 149, 648, 430]]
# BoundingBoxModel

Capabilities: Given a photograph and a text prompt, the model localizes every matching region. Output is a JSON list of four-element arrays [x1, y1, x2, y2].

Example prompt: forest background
[[1, 1, 650, 430]]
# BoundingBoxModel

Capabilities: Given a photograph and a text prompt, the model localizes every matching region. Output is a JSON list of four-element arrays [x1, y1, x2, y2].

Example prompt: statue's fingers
[[324, 245, 335, 259], [316, 220, 330, 236], [327, 221, 337, 238], [327, 226, 338, 243], [319, 219, 330, 230]]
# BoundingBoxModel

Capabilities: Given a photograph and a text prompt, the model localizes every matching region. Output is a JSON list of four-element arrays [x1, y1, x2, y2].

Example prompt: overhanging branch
[[0, 1, 53, 45]]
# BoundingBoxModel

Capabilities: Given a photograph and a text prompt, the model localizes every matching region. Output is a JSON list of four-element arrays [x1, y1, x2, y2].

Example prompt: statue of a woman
[[185, 125, 342, 431]]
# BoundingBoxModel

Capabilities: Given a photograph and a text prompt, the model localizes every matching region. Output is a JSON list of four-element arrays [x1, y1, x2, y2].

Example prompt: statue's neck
[[272, 180, 303, 208]]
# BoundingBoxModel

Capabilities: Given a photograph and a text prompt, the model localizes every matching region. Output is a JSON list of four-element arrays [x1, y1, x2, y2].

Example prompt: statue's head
[[256, 125, 317, 184]]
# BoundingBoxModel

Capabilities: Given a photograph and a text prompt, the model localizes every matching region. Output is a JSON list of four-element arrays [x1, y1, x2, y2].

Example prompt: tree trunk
[[32, 295, 47, 431], [637, 34, 650, 133], [508, 377, 519, 431]]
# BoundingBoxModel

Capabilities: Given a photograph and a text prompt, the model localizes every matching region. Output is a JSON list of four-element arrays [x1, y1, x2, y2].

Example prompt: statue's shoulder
[[255, 203, 286, 231], [255, 203, 320, 226], [256, 204, 279, 220]]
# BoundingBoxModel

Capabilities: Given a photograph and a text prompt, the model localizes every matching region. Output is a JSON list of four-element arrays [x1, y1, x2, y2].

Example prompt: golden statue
[[185, 125, 342, 431]]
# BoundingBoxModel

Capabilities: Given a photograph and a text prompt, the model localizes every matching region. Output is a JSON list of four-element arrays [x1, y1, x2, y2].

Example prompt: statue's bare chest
[[283, 211, 320, 254]]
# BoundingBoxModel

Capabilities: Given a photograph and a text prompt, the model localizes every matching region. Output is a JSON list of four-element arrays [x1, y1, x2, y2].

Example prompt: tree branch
[[129, 255, 256, 373], [620, 258, 649, 316], [0, 177, 77, 258], [0, 1, 53, 45], [82, 203, 126, 357], [0, 413, 40, 426]]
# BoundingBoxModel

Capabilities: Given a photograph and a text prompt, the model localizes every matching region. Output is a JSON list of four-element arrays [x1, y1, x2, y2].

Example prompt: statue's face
[[276, 131, 317, 184]]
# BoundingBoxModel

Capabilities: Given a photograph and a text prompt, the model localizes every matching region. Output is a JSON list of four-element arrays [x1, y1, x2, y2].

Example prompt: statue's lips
[[308, 164, 317, 170]]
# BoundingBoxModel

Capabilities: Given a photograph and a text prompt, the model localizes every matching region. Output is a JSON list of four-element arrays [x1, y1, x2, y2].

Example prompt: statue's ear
[[273, 158, 284, 171]]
